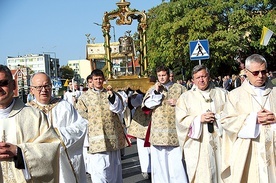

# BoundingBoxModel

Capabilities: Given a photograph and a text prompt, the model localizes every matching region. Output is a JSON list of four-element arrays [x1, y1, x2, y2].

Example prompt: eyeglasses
[[0, 80, 10, 87], [247, 69, 267, 76], [32, 85, 52, 91]]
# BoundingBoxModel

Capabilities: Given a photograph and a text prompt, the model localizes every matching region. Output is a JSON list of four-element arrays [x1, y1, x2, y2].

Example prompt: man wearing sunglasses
[[28, 72, 87, 183], [0, 65, 60, 182], [221, 54, 276, 182]]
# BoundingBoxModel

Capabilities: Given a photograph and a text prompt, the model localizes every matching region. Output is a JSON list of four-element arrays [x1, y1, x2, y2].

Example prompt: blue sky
[[0, 0, 162, 66]]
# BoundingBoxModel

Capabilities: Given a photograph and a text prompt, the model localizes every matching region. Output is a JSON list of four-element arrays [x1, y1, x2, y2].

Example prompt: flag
[[260, 26, 274, 46]]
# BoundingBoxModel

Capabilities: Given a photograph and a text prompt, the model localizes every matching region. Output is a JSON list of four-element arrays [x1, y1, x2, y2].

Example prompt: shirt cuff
[[188, 115, 202, 139]]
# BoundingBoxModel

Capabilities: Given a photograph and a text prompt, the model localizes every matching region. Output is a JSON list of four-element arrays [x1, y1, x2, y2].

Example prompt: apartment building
[[6, 53, 60, 79], [67, 59, 91, 83]]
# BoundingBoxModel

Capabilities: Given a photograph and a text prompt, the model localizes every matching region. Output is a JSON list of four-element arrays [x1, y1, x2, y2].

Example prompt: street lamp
[[93, 22, 116, 42], [43, 52, 57, 79]]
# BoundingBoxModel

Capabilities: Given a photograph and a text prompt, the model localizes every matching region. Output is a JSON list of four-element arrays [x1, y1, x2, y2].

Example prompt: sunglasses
[[0, 80, 10, 87], [247, 69, 267, 76]]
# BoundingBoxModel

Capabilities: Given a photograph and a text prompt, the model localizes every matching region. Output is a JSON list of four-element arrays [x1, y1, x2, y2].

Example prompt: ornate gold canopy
[[101, 0, 148, 78], [99, 0, 154, 92]]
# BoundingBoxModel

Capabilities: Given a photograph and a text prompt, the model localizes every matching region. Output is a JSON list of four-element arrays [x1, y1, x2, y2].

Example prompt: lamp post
[[94, 22, 116, 42], [43, 52, 57, 78]]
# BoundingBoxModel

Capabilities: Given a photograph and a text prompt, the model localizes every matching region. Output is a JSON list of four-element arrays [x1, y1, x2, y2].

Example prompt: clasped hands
[[201, 111, 216, 123], [257, 109, 276, 125], [0, 142, 17, 161]]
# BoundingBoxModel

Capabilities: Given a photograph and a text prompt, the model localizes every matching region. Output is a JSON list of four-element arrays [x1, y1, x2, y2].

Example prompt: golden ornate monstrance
[[98, 0, 154, 93]]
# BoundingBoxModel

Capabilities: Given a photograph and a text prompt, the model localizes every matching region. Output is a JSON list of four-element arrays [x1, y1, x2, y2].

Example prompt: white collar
[[0, 99, 15, 119]]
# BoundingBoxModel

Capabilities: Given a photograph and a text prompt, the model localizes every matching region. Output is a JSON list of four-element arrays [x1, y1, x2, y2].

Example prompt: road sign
[[53, 79, 62, 88], [189, 39, 210, 60]]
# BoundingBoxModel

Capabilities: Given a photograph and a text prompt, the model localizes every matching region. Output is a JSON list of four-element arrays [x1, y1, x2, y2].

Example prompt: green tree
[[60, 65, 74, 79], [146, 0, 276, 79]]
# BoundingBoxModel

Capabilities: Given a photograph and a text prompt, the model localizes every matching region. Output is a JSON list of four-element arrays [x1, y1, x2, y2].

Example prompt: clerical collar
[[192, 84, 211, 92], [163, 81, 174, 90], [192, 85, 212, 102], [33, 99, 48, 107], [0, 99, 15, 119], [33, 97, 55, 106], [249, 82, 266, 91], [93, 88, 104, 93], [249, 84, 266, 97], [252, 85, 265, 90], [248, 81, 266, 89]]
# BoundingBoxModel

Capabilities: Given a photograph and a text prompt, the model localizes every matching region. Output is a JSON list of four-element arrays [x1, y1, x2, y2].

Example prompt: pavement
[[86, 139, 151, 183]]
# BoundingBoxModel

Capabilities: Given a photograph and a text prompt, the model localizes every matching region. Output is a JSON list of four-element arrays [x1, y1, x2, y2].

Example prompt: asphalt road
[[86, 139, 151, 183]]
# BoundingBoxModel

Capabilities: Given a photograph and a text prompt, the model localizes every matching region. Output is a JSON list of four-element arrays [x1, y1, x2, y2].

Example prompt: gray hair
[[30, 72, 51, 86], [245, 54, 267, 70], [192, 65, 209, 78]]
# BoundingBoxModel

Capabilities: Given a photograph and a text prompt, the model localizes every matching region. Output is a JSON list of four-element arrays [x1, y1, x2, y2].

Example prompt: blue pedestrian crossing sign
[[189, 39, 210, 60], [53, 79, 62, 88]]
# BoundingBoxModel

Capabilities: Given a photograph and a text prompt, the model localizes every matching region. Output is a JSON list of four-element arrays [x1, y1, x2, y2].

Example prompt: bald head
[[30, 72, 52, 104], [31, 72, 51, 85]]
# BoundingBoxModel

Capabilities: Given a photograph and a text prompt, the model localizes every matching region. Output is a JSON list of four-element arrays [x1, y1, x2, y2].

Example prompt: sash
[[142, 106, 152, 147]]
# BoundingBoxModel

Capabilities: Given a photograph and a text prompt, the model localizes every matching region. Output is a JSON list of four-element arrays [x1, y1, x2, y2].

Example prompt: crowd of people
[[0, 53, 275, 183]]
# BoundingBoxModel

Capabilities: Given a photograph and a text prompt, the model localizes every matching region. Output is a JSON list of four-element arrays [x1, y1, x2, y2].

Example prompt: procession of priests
[[1, 53, 275, 183]]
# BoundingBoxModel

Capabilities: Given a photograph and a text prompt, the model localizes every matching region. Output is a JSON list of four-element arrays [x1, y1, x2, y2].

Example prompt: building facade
[[67, 59, 91, 83], [7, 54, 60, 79], [7, 54, 60, 101], [86, 42, 140, 76]]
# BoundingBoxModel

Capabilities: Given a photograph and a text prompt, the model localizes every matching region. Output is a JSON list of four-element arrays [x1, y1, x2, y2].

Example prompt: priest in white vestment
[[220, 54, 276, 183], [28, 72, 87, 183], [0, 65, 60, 183], [175, 65, 228, 183]]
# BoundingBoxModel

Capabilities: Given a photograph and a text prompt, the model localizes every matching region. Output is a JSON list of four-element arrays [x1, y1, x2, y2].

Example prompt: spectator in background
[[186, 79, 193, 90], [239, 69, 247, 84], [223, 75, 232, 91], [169, 70, 174, 83], [27, 91, 35, 103], [232, 74, 241, 88], [63, 81, 81, 106], [216, 76, 223, 87], [86, 74, 93, 89]]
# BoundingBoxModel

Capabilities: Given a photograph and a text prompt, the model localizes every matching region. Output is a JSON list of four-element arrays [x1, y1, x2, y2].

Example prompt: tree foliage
[[146, 0, 276, 79], [60, 65, 75, 79]]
